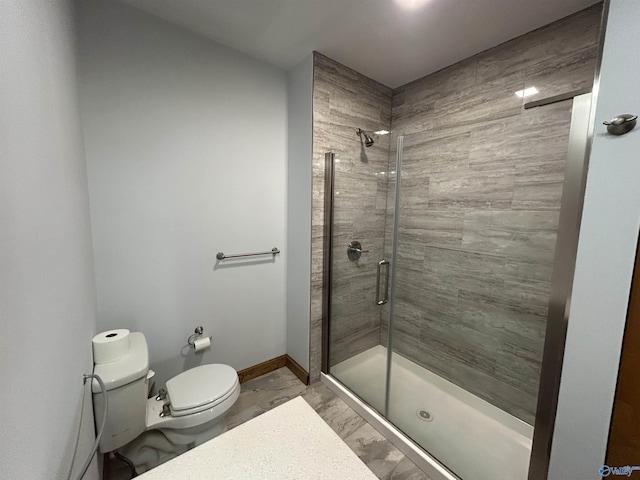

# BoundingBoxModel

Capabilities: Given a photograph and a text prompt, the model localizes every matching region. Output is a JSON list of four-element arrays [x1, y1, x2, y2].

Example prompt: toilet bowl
[[91, 331, 240, 473]]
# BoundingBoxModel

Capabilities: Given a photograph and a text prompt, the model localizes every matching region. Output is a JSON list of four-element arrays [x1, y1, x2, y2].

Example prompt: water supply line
[[73, 373, 108, 480]]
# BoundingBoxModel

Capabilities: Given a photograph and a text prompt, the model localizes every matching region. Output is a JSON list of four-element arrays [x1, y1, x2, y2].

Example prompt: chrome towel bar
[[216, 247, 280, 261]]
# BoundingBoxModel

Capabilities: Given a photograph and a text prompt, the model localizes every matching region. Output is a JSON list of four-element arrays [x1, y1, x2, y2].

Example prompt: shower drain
[[416, 409, 434, 422]]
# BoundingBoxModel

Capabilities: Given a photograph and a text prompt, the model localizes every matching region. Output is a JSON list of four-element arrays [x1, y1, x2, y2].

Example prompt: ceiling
[[118, 0, 600, 89]]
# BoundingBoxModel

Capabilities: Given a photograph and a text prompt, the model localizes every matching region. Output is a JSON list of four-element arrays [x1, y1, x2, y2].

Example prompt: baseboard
[[237, 354, 310, 385], [237, 355, 287, 383], [285, 354, 310, 385]]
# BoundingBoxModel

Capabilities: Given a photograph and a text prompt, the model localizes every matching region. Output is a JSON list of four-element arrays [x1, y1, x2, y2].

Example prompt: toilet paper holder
[[187, 326, 209, 349]]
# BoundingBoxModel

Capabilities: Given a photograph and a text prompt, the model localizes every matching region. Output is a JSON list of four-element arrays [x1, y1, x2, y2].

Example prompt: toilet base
[[119, 416, 229, 474], [119, 431, 186, 474]]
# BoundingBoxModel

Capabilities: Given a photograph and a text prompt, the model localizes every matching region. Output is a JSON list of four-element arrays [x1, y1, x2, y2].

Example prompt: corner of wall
[[286, 54, 314, 372]]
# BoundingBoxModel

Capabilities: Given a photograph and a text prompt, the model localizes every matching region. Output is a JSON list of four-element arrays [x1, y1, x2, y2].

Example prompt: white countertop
[[138, 396, 378, 479]]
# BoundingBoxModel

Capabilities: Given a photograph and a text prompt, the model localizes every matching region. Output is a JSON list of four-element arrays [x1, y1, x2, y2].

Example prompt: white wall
[[76, 0, 288, 387], [286, 55, 313, 371], [549, 1, 640, 478], [0, 1, 98, 479]]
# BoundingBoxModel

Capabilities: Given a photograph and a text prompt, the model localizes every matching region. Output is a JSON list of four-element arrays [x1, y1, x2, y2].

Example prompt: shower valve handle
[[347, 241, 369, 261]]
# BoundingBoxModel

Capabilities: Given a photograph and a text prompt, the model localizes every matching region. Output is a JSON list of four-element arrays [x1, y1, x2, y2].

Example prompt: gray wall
[[76, 0, 288, 388], [310, 53, 392, 379], [287, 55, 313, 371], [384, 4, 602, 423], [0, 1, 98, 478]]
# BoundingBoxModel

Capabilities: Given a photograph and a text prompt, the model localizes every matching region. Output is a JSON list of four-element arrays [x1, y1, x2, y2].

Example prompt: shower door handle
[[376, 260, 390, 305]]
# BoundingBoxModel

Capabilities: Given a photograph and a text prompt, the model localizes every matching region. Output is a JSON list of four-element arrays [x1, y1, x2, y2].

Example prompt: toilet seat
[[146, 377, 240, 432], [166, 364, 238, 417]]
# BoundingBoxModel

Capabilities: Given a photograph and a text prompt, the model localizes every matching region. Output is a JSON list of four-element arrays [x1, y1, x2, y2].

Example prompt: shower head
[[357, 128, 374, 147]]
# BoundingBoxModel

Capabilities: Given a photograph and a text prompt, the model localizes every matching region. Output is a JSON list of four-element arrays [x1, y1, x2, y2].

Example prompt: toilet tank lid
[[166, 364, 238, 412], [92, 332, 149, 393]]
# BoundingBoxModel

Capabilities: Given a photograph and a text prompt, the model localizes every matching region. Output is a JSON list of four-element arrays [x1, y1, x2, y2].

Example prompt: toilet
[[91, 330, 240, 473]]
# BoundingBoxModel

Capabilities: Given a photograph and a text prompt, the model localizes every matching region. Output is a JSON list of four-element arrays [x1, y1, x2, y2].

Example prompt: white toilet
[[91, 330, 240, 473]]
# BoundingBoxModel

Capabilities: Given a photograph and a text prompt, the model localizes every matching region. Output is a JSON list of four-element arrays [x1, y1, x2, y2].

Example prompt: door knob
[[604, 114, 637, 135]]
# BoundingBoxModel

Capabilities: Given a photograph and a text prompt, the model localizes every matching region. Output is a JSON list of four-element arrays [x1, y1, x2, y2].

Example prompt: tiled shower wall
[[310, 53, 392, 381], [310, 4, 602, 421], [382, 4, 602, 423]]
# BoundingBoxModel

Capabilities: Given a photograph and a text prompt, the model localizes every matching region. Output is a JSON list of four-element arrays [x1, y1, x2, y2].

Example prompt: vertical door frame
[[529, 92, 596, 479]]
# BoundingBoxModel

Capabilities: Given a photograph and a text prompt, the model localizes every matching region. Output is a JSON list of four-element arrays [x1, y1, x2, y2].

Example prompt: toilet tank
[[92, 332, 149, 453]]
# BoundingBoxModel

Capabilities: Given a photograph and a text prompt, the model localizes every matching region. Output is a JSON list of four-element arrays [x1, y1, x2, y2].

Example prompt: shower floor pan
[[330, 345, 533, 480]]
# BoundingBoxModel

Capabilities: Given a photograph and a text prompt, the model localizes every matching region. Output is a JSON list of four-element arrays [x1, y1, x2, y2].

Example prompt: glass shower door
[[385, 92, 588, 479], [326, 133, 396, 414]]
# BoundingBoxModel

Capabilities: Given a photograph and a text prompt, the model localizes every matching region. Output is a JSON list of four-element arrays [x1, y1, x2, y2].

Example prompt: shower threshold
[[325, 345, 533, 480]]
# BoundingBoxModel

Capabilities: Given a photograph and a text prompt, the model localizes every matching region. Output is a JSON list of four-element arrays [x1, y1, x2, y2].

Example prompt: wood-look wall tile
[[402, 131, 471, 175], [457, 290, 547, 346], [495, 342, 543, 396], [390, 331, 453, 381], [397, 209, 464, 248], [401, 57, 477, 101], [468, 104, 571, 170], [394, 270, 460, 309], [461, 210, 560, 261], [432, 72, 525, 134], [503, 256, 553, 283], [501, 276, 552, 316], [389, 301, 423, 339], [445, 356, 537, 424], [422, 246, 506, 296], [313, 52, 393, 375], [512, 181, 565, 211], [514, 154, 567, 186], [427, 169, 515, 210], [329, 326, 380, 367], [474, 4, 601, 85], [419, 319, 498, 377], [523, 46, 598, 103]]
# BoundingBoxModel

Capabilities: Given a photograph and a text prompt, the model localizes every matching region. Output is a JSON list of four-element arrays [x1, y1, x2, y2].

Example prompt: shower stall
[[321, 93, 594, 480], [313, 6, 603, 476]]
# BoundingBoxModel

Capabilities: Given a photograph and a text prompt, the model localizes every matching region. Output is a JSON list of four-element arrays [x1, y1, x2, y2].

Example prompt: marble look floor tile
[[224, 367, 431, 480], [388, 457, 434, 480], [302, 383, 368, 439], [225, 368, 308, 430], [344, 423, 407, 480]]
